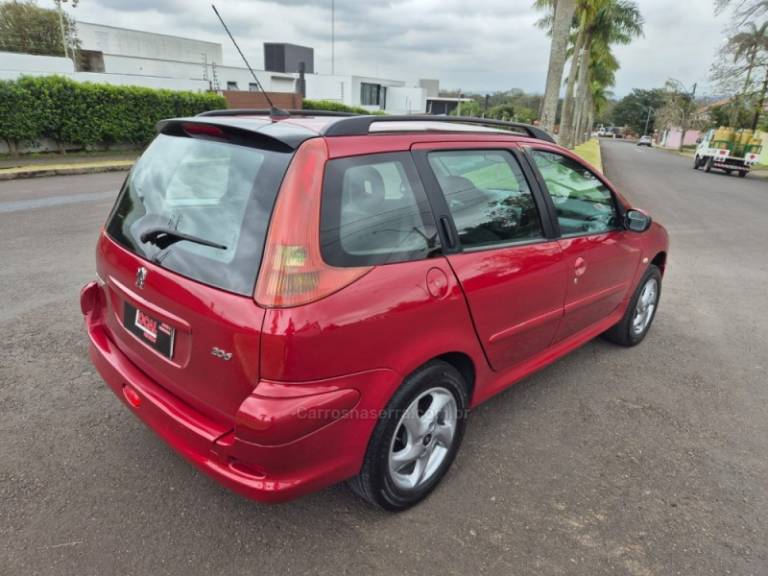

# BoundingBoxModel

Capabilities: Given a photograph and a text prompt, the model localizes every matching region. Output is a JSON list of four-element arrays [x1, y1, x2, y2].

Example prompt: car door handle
[[574, 257, 587, 277]]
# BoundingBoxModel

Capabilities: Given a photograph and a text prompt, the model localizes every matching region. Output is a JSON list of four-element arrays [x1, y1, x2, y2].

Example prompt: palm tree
[[572, 1, 642, 145], [727, 21, 768, 127], [717, 0, 768, 24], [557, 1, 592, 148], [536, 0, 578, 135], [574, 40, 618, 143], [563, 0, 643, 148]]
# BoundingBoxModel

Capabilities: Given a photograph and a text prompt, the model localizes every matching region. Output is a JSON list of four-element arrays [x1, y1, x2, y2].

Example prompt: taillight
[[181, 122, 227, 140], [255, 138, 371, 308]]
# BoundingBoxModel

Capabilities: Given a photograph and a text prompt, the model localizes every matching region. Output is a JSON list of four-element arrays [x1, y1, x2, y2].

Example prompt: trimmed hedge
[[303, 98, 385, 115], [0, 75, 226, 155]]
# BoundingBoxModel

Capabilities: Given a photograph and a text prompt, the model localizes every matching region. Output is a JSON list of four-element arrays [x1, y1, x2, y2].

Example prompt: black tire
[[705, 157, 714, 172], [739, 170, 747, 178], [725, 169, 733, 176], [348, 360, 469, 511], [693, 156, 700, 169], [602, 265, 662, 347]]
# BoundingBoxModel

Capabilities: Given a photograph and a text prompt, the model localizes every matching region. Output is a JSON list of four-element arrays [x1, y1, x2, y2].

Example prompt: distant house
[[0, 21, 448, 116], [657, 128, 702, 149]]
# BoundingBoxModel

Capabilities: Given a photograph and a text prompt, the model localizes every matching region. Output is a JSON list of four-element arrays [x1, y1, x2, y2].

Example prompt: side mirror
[[625, 209, 652, 233]]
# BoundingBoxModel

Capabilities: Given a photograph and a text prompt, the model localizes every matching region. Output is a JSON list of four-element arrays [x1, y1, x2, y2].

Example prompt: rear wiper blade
[[140, 227, 227, 251]]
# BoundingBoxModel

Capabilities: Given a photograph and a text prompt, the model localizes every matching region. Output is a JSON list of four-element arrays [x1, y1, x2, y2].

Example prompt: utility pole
[[331, 0, 335, 75], [644, 106, 654, 136], [679, 82, 697, 152]]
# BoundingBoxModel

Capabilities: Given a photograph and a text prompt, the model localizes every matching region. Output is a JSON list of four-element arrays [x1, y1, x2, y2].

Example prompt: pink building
[[659, 128, 702, 149]]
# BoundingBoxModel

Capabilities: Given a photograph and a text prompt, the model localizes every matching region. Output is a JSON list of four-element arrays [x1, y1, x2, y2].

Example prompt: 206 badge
[[211, 347, 233, 361]]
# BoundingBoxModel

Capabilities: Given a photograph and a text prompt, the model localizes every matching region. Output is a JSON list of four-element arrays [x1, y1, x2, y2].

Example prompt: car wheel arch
[[390, 351, 478, 407], [435, 351, 476, 402]]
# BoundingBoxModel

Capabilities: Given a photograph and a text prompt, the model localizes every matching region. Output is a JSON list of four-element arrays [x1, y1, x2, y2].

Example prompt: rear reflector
[[80, 281, 104, 317], [255, 138, 371, 308], [122, 384, 142, 408]]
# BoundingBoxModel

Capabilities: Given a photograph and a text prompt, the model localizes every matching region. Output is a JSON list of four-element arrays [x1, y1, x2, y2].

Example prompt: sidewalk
[[0, 152, 137, 181], [573, 138, 603, 173]]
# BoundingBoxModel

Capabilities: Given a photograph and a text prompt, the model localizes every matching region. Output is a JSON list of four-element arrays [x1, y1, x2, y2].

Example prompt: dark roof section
[[194, 109, 557, 144]]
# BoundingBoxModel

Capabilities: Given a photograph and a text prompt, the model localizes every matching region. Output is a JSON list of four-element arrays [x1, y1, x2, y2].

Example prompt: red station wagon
[[81, 111, 668, 510]]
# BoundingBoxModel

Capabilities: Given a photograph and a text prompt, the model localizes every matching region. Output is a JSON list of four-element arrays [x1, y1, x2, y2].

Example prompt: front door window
[[530, 150, 619, 236]]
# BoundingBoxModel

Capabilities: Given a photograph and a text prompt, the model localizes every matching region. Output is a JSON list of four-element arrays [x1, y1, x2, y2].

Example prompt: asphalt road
[[2, 141, 767, 575]]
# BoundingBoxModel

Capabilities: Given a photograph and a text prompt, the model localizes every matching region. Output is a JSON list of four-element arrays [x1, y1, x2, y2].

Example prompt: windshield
[[106, 133, 293, 296]]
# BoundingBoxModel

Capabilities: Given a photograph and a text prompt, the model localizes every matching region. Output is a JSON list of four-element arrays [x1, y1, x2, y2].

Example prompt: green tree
[[612, 88, 666, 134], [708, 101, 754, 127], [576, 38, 618, 140], [561, 0, 643, 147], [450, 99, 483, 117], [487, 103, 516, 120], [0, 0, 79, 57], [655, 80, 704, 150], [729, 22, 768, 128]]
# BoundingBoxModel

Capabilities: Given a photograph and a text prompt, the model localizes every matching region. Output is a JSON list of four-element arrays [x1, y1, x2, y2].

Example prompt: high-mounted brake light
[[255, 139, 372, 308], [181, 122, 227, 140]]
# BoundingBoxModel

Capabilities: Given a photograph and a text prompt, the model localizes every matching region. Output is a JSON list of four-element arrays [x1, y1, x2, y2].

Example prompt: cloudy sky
[[46, 0, 733, 97]]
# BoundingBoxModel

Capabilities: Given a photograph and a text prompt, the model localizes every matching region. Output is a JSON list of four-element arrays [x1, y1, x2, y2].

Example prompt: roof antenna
[[211, 4, 289, 118]]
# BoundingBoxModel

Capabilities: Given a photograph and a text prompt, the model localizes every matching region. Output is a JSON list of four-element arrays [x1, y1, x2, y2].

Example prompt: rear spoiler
[[156, 118, 316, 151]]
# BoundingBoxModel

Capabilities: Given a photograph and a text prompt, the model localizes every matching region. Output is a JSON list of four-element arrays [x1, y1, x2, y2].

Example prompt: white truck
[[693, 128, 763, 177]]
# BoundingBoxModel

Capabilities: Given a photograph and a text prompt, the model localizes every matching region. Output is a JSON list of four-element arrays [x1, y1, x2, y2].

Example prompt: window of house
[[226, 81, 239, 90], [361, 82, 384, 106]]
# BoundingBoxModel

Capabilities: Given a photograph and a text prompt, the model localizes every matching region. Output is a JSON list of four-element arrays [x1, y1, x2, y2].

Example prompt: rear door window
[[320, 153, 439, 266], [106, 133, 293, 295], [427, 150, 544, 248]]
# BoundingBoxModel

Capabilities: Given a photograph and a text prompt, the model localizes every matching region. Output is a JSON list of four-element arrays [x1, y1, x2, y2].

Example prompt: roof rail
[[197, 108, 359, 118], [320, 115, 556, 143]]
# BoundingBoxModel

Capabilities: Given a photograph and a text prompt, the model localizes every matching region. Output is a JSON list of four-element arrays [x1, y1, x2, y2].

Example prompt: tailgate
[[97, 233, 263, 427], [93, 125, 296, 426]]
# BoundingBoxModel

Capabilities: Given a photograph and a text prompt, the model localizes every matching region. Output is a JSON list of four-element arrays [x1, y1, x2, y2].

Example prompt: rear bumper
[[86, 313, 397, 503]]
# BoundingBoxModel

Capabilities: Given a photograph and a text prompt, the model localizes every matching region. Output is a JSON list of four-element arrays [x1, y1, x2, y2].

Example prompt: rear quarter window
[[320, 152, 439, 267]]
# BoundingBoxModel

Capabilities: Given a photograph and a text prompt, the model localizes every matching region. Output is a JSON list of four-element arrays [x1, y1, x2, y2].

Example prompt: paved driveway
[[2, 141, 767, 575]]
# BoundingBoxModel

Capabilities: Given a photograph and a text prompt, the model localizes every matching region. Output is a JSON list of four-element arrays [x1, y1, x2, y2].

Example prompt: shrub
[[0, 75, 226, 154], [303, 99, 385, 115]]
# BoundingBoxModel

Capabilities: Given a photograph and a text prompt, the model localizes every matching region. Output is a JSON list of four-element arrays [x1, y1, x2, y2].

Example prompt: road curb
[[0, 163, 133, 181]]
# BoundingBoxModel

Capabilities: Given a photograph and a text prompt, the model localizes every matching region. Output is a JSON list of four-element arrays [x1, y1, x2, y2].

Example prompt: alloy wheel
[[632, 277, 658, 336], [388, 387, 458, 491]]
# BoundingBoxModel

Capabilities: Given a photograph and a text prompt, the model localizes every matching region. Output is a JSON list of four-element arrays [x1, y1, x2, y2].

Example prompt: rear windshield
[[106, 133, 292, 296]]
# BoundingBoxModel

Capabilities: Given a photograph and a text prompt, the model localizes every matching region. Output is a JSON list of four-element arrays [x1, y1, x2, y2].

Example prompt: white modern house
[[0, 21, 443, 115]]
